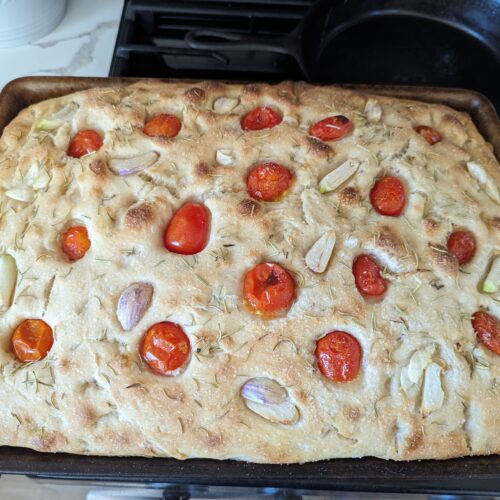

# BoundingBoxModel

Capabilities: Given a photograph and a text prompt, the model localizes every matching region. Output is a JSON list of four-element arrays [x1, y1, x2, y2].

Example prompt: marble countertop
[[0, 0, 124, 91]]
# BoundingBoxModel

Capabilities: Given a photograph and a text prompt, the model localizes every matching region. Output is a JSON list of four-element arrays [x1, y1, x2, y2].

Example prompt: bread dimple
[[0, 80, 498, 464], [237, 198, 261, 217], [338, 186, 359, 206]]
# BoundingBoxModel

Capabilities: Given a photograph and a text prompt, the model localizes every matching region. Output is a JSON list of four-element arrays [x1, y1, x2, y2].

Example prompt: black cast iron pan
[[185, 0, 500, 109]]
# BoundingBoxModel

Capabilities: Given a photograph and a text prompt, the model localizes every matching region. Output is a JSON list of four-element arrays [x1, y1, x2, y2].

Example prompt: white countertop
[[0, 0, 124, 91]]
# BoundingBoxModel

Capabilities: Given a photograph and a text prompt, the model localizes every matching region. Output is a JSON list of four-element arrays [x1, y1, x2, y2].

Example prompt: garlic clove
[[482, 256, 500, 294], [213, 96, 240, 114], [37, 102, 78, 131], [466, 161, 500, 204], [241, 377, 300, 425], [400, 367, 414, 396], [0, 253, 17, 312], [319, 159, 360, 194], [24, 163, 51, 191], [421, 362, 445, 415], [471, 347, 490, 370], [245, 399, 300, 425], [5, 186, 35, 203], [117, 282, 154, 331], [32, 169, 51, 191], [407, 344, 435, 384], [215, 149, 234, 166], [109, 151, 159, 176], [364, 98, 382, 123], [283, 115, 299, 127], [305, 230, 336, 273], [241, 377, 288, 405]]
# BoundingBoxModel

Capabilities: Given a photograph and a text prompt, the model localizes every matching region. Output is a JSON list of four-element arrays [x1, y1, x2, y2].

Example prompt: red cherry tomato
[[61, 226, 91, 261], [447, 230, 476, 265], [241, 106, 282, 131], [67, 130, 103, 158], [246, 162, 293, 202], [369, 176, 406, 217], [140, 322, 191, 375], [143, 114, 181, 138], [471, 311, 500, 355], [164, 202, 210, 255], [352, 255, 387, 297], [243, 262, 295, 315], [309, 115, 352, 141], [12, 319, 53, 363], [415, 125, 442, 145], [315, 331, 362, 382]]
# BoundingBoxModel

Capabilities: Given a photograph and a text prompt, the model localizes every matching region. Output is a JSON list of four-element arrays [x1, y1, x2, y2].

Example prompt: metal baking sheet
[[0, 76, 499, 494]]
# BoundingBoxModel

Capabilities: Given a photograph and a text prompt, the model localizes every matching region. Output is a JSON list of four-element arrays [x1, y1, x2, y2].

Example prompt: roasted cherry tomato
[[353, 254, 387, 297], [471, 311, 500, 355], [309, 115, 352, 141], [12, 319, 53, 363], [246, 162, 293, 202], [414, 125, 442, 145], [243, 262, 295, 315], [315, 331, 361, 382], [61, 226, 91, 261], [143, 114, 181, 138], [241, 106, 282, 131], [164, 202, 210, 255], [140, 321, 191, 376], [370, 175, 406, 217], [67, 130, 103, 158], [447, 230, 476, 265]]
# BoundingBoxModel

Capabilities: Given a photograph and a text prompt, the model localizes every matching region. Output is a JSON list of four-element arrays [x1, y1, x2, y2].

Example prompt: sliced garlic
[[319, 159, 360, 194], [245, 399, 300, 425], [483, 256, 500, 293], [421, 362, 445, 415], [466, 161, 500, 204], [241, 377, 299, 425], [116, 282, 154, 331], [364, 98, 382, 123], [400, 367, 414, 396], [37, 102, 78, 131], [215, 149, 234, 166], [0, 253, 17, 313], [284, 115, 299, 127], [23, 163, 51, 191], [5, 186, 35, 203], [213, 96, 240, 114], [109, 151, 159, 176], [241, 377, 288, 405], [471, 347, 490, 370], [406, 344, 435, 384], [305, 230, 336, 273]]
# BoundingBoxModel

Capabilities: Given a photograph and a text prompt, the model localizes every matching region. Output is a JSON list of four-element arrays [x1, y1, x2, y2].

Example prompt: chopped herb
[[107, 362, 118, 376]]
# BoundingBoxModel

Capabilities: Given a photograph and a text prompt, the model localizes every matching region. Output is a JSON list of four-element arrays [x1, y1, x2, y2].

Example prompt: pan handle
[[185, 29, 292, 55]]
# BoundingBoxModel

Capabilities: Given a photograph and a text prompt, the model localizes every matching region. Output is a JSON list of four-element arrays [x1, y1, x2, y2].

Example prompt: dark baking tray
[[0, 77, 499, 494]]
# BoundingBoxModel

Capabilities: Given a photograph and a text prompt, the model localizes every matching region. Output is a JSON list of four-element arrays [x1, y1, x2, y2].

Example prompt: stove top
[[110, 0, 500, 111], [110, 0, 310, 81]]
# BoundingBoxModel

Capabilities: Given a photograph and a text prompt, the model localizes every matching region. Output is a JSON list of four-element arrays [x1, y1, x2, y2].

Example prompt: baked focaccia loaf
[[0, 80, 499, 463]]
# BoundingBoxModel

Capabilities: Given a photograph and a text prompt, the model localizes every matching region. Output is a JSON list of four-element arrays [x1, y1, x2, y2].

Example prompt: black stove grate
[[110, 0, 311, 80], [110, 0, 500, 111]]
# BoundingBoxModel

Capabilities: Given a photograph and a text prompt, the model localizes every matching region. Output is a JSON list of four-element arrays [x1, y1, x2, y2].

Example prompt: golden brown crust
[[0, 80, 499, 463], [338, 186, 359, 206]]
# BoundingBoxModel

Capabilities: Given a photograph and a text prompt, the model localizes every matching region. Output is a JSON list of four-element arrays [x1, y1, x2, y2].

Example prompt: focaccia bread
[[0, 80, 499, 463]]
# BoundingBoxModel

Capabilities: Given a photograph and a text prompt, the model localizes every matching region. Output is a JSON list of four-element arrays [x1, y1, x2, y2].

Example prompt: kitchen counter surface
[[0, 0, 123, 91]]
